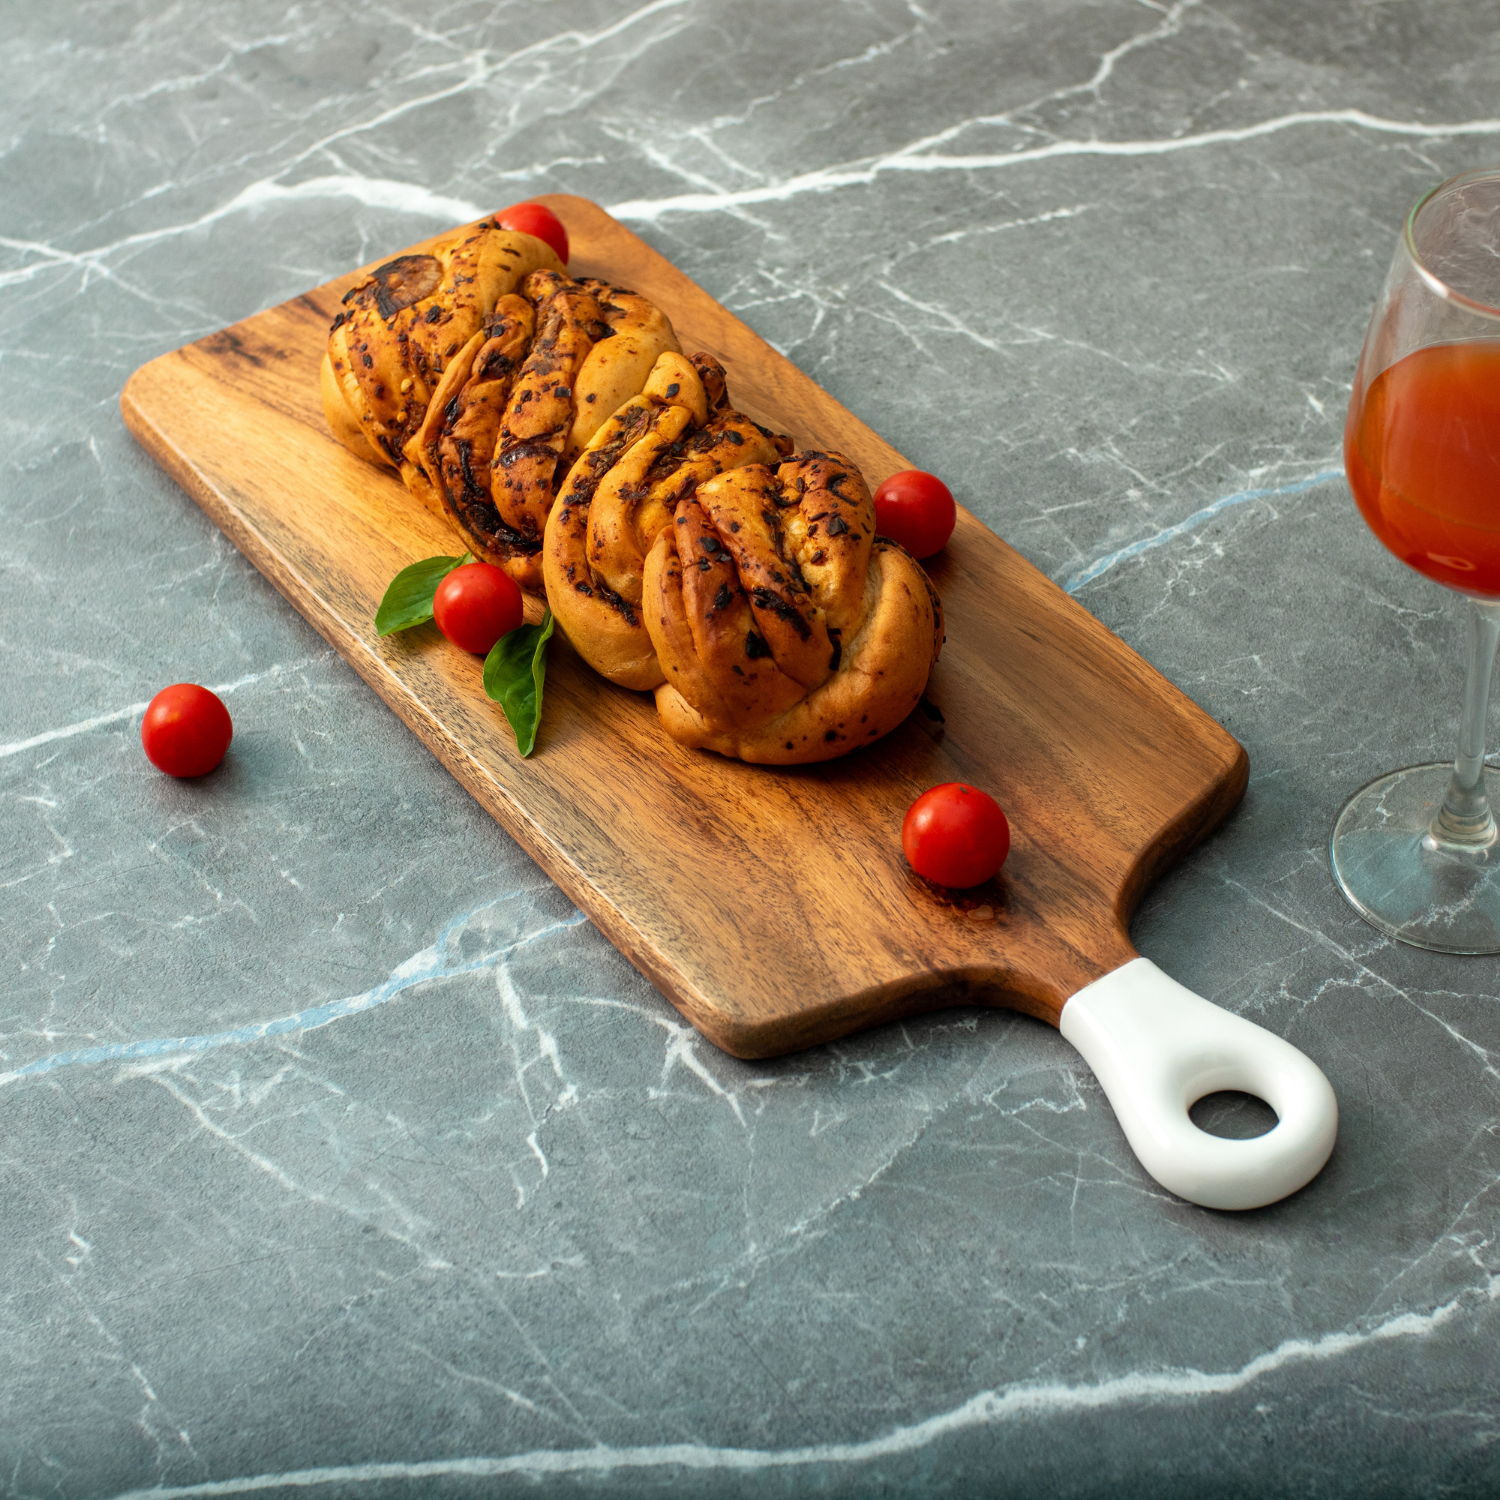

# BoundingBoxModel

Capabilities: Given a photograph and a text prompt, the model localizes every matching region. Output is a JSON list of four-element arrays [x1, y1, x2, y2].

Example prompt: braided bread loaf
[[327, 217, 947, 768], [543, 350, 791, 690], [643, 451, 944, 764]]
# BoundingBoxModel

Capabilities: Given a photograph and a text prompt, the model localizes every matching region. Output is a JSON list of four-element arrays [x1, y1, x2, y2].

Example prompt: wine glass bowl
[[1333, 166, 1500, 952]]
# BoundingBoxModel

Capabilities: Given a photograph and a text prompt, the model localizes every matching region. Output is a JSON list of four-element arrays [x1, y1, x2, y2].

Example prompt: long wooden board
[[120, 195, 1247, 1059]]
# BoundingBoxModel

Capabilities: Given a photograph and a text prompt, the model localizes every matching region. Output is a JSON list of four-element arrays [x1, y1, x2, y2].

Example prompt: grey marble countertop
[[6, 2, 1500, 1495]]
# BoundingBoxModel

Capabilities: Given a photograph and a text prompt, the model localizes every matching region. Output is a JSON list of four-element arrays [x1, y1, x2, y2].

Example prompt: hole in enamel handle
[[1060, 958, 1338, 1212], [1189, 1090, 1278, 1140]]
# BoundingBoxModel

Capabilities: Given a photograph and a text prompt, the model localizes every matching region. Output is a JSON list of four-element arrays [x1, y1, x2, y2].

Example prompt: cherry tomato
[[141, 683, 233, 778], [496, 201, 569, 265], [433, 562, 524, 654], [872, 470, 957, 560], [902, 782, 1010, 888]]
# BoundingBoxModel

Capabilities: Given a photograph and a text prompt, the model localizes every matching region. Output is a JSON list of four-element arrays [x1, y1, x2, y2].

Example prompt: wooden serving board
[[121, 195, 1247, 1059]]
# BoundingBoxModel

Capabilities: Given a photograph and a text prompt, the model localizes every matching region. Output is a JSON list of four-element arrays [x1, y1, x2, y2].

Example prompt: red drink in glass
[[1345, 339, 1500, 596]]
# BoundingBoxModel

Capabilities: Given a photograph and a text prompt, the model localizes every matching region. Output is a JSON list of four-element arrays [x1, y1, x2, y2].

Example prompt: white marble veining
[[5, 1, 1500, 1495], [86, 1258, 1500, 1494]]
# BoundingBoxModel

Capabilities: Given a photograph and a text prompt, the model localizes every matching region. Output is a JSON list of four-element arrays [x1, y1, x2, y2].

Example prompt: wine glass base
[[1331, 763, 1500, 953]]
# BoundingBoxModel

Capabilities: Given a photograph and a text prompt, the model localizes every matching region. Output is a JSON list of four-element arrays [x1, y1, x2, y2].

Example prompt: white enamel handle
[[1059, 958, 1338, 1211]]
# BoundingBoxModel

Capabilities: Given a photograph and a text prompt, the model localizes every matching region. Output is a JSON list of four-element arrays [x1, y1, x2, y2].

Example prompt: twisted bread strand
[[409, 272, 680, 591], [320, 217, 563, 494], [644, 451, 944, 764], [544, 351, 791, 690], [321, 219, 682, 592]]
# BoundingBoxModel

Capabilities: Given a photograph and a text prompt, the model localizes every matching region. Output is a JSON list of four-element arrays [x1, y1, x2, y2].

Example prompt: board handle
[[1059, 958, 1337, 1211]]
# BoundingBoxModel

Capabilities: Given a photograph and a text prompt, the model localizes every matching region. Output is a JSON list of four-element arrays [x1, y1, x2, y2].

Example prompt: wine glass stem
[[1433, 598, 1500, 846]]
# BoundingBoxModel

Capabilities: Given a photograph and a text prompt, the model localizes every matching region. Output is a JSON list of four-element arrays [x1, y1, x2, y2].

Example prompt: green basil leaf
[[483, 609, 555, 757], [375, 553, 470, 636]]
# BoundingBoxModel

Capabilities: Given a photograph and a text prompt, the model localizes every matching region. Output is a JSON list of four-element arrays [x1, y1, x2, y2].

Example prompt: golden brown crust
[[413, 272, 681, 593], [322, 220, 563, 491], [543, 352, 791, 689], [643, 451, 944, 764], [567, 288, 679, 455]]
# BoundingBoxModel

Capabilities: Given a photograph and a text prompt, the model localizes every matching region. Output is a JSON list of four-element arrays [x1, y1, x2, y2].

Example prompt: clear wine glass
[[1333, 166, 1500, 952]]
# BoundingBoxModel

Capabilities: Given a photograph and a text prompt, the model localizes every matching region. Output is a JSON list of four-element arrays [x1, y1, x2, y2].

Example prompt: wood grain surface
[[120, 194, 1248, 1059]]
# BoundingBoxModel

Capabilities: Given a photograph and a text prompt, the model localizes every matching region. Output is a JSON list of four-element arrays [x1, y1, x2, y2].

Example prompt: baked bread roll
[[408, 270, 680, 592], [543, 350, 791, 690], [643, 451, 944, 764], [321, 217, 563, 494]]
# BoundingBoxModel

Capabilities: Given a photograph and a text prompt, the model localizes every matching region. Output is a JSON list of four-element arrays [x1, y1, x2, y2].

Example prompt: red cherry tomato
[[872, 470, 957, 559], [433, 562, 524, 654], [495, 201, 569, 265], [141, 684, 233, 778], [902, 783, 1010, 888]]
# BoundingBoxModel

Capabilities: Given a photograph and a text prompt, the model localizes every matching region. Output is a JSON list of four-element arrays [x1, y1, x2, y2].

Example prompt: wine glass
[[1333, 166, 1500, 952]]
